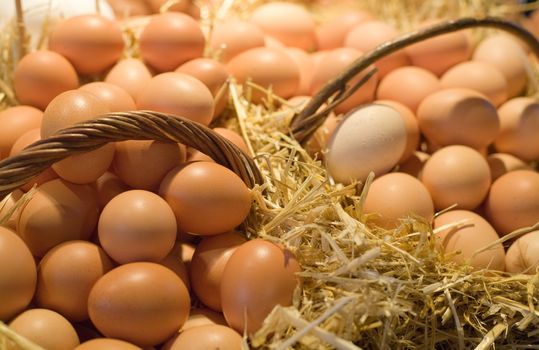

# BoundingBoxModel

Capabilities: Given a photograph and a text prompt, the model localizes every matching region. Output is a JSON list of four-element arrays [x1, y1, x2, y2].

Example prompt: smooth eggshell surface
[[105, 59, 153, 101], [326, 104, 407, 184], [315, 10, 374, 50], [180, 308, 227, 331], [487, 153, 531, 181], [505, 230, 539, 274], [221, 239, 301, 334], [79, 82, 136, 112], [74, 338, 142, 350], [435, 210, 505, 271], [163, 324, 242, 350], [209, 20, 265, 63], [0, 105, 42, 160]]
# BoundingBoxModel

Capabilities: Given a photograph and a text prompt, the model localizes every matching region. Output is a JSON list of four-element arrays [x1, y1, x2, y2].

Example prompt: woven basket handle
[[290, 17, 539, 144], [0, 111, 264, 200]]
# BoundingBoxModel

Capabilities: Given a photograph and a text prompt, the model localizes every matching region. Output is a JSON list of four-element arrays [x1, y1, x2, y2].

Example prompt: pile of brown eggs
[[0, 0, 538, 349]]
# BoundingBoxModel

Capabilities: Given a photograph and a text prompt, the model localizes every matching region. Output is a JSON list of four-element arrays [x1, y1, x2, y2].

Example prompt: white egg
[[326, 104, 407, 184]]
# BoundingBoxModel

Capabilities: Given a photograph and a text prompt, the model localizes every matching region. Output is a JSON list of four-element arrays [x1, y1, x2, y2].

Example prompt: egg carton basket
[[1, 1, 539, 349]]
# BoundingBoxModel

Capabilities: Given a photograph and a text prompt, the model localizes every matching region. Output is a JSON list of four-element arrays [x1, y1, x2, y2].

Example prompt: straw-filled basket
[[1, 1, 539, 349]]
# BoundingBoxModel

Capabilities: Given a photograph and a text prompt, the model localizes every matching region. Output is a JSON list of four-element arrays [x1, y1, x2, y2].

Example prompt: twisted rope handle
[[290, 17, 539, 144], [0, 111, 264, 199]]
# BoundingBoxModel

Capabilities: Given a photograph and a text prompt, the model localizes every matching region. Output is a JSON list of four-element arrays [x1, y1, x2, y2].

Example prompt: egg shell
[[159, 253, 190, 290], [17, 178, 99, 257], [146, 0, 190, 12], [473, 35, 528, 98], [250, 2, 316, 51], [405, 21, 471, 76], [139, 12, 204, 72], [136, 72, 214, 125], [107, 0, 152, 17], [505, 230, 539, 274], [495, 97, 539, 162], [315, 10, 374, 50], [74, 338, 142, 350], [105, 59, 153, 101], [92, 171, 130, 209], [79, 82, 136, 112], [190, 231, 246, 311], [345, 21, 409, 77], [227, 47, 300, 103], [376, 66, 440, 113], [326, 104, 407, 184], [440, 61, 508, 107], [159, 162, 252, 235], [99, 190, 177, 264], [9, 309, 80, 350], [282, 48, 314, 96], [221, 239, 301, 334], [176, 58, 229, 118], [88, 262, 190, 347], [417, 88, 499, 150], [0, 227, 37, 321], [364, 172, 434, 228], [398, 151, 430, 178], [112, 140, 186, 191], [42, 90, 115, 184], [35, 241, 114, 321], [13, 50, 79, 110], [188, 128, 251, 162], [209, 20, 265, 63], [435, 210, 505, 271], [421, 145, 491, 211], [375, 100, 420, 163], [311, 48, 378, 114], [0, 105, 42, 159], [484, 170, 539, 236], [49, 14, 124, 74], [162, 324, 242, 350], [487, 153, 532, 181], [180, 308, 227, 331]]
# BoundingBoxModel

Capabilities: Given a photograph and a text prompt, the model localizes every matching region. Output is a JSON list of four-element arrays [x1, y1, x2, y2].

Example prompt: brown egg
[[495, 97, 539, 162], [159, 253, 190, 290], [9, 128, 59, 192], [92, 171, 130, 209], [112, 140, 186, 191], [376, 66, 440, 113], [405, 20, 471, 76], [398, 151, 430, 178], [0, 105, 42, 159], [79, 82, 136, 112], [74, 338, 142, 350], [209, 20, 265, 63], [180, 308, 227, 331], [107, 0, 152, 17], [282, 48, 314, 96], [0, 227, 37, 321], [189, 128, 250, 162], [9, 309, 80, 350], [227, 47, 300, 103], [487, 153, 531, 181], [163, 325, 242, 350], [190, 231, 246, 311], [364, 172, 434, 228], [41, 90, 115, 184], [105, 59, 153, 101], [99, 190, 177, 263], [311, 48, 378, 114], [88, 262, 190, 347], [136, 72, 214, 125], [421, 145, 491, 211], [13, 50, 79, 110], [473, 35, 528, 98], [315, 10, 374, 50], [146, 0, 190, 12], [221, 239, 301, 334], [159, 162, 252, 235], [505, 230, 539, 274], [250, 2, 316, 51], [375, 100, 420, 163], [36, 241, 114, 321], [484, 170, 539, 236], [176, 58, 229, 118], [49, 15, 124, 74], [435, 210, 505, 271], [17, 178, 99, 257], [440, 61, 508, 107], [417, 88, 499, 150], [139, 12, 204, 72], [345, 21, 409, 77]]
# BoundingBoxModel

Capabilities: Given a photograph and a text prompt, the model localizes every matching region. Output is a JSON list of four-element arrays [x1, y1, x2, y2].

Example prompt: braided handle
[[290, 17, 539, 144], [0, 111, 264, 199]]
